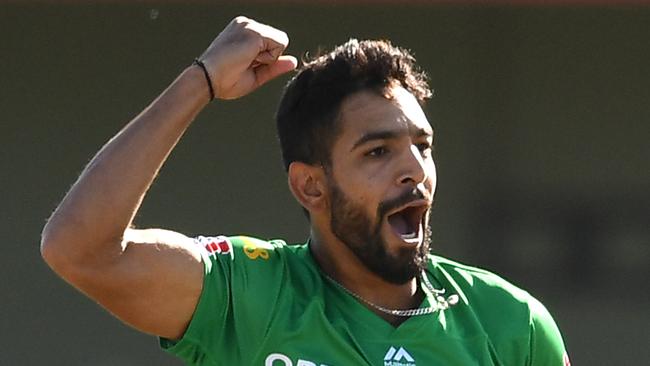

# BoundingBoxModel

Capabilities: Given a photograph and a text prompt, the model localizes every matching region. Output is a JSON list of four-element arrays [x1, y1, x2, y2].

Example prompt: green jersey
[[161, 236, 569, 366]]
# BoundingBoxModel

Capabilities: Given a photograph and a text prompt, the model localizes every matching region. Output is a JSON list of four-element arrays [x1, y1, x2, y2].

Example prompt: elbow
[[40, 222, 65, 270], [40, 216, 80, 274], [40, 216, 123, 277], [41, 223, 96, 295], [41, 223, 86, 283]]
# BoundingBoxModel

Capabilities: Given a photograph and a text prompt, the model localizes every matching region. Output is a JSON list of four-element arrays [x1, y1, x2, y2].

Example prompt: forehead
[[336, 86, 432, 142]]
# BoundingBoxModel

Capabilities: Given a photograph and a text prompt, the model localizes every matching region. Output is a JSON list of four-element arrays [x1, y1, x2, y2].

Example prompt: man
[[41, 16, 569, 365]]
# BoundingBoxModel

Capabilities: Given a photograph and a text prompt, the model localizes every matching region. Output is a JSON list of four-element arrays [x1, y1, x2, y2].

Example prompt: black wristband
[[193, 58, 215, 101]]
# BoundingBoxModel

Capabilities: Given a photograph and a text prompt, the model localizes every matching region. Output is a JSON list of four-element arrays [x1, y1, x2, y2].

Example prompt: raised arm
[[40, 17, 297, 340]]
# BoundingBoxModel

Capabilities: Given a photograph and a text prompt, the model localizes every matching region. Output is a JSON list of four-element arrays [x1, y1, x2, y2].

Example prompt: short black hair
[[276, 39, 432, 171]]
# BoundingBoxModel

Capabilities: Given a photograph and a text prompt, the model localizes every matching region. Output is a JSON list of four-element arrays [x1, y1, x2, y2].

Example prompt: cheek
[[331, 160, 391, 209], [351, 190, 374, 209], [344, 183, 382, 216], [339, 166, 384, 196]]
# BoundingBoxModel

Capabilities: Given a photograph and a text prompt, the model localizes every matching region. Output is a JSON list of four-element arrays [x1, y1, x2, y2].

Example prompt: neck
[[309, 228, 423, 326]]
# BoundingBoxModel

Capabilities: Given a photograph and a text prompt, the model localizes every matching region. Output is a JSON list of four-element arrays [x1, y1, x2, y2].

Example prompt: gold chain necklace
[[322, 270, 459, 317]]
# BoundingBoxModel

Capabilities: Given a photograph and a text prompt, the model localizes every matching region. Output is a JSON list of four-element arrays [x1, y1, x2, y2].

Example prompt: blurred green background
[[1, 2, 648, 365]]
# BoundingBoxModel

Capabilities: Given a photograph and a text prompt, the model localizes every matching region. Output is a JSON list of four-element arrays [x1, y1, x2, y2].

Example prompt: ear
[[287, 162, 327, 214]]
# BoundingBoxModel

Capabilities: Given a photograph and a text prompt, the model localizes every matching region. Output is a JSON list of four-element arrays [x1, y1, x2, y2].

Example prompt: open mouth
[[386, 203, 428, 243]]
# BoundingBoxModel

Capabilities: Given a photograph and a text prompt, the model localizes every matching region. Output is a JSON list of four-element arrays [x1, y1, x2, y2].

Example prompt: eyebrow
[[350, 128, 433, 152]]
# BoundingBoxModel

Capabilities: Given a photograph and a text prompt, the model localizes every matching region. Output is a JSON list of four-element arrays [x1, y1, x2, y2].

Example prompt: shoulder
[[193, 235, 303, 266], [429, 254, 541, 322], [161, 236, 313, 363], [194, 235, 317, 286], [429, 255, 568, 364]]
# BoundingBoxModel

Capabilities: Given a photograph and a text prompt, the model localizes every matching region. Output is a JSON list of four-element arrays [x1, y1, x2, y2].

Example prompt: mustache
[[377, 188, 431, 219]]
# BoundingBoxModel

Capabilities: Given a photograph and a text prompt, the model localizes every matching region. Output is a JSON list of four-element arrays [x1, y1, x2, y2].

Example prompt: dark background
[[1, 2, 649, 365]]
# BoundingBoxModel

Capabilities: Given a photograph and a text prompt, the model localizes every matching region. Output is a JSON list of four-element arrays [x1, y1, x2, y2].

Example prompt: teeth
[[401, 232, 417, 239]]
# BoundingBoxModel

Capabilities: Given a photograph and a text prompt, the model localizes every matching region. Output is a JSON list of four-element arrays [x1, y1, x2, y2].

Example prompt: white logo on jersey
[[383, 346, 416, 366], [265, 353, 329, 366]]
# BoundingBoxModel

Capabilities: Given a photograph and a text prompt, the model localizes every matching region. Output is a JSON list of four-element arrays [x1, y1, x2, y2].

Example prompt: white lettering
[[265, 353, 292, 366], [296, 360, 317, 366], [384, 362, 416, 366], [265, 353, 328, 366]]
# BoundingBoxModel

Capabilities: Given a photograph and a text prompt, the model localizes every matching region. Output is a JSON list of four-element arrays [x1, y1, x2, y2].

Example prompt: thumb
[[254, 55, 298, 87]]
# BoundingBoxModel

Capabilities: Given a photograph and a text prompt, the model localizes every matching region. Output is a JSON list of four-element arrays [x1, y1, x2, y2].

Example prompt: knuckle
[[279, 31, 289, 45], [233, 16, 249, 24]]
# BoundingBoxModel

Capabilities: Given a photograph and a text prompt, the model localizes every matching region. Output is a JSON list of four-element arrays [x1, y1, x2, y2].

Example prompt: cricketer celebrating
[[42, 16, 570, 365]]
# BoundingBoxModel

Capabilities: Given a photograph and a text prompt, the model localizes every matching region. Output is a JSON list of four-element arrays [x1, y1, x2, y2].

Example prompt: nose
[[396, 144, 429, 187]]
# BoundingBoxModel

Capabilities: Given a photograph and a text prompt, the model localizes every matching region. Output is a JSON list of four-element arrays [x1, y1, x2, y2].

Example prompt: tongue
[[388, 214, 410, 235]]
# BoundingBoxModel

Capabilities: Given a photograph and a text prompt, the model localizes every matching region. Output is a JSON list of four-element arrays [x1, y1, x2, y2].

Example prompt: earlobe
[[288, 162, 326, 213]]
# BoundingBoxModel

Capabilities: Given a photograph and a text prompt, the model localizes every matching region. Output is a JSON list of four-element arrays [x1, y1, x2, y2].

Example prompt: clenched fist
[[198, 16, 298, 100]]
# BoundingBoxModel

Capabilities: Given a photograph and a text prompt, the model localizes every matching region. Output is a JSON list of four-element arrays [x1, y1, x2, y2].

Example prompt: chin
[[370, 240, 427, 285], [378, 227, 432, 285]]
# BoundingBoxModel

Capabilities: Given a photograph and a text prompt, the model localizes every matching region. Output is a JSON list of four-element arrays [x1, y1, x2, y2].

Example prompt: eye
[[416, 142, 433, 156], [366, 146, 388, 157]]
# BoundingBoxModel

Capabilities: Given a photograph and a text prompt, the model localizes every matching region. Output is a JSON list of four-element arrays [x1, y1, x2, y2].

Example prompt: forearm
[[42, 65, 210, 264]]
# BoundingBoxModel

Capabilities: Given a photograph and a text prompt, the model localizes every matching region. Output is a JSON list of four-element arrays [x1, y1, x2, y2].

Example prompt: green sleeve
[[159, 235, 287, 366], [528, 297, 570, 366], [159, 235, 229, 365]]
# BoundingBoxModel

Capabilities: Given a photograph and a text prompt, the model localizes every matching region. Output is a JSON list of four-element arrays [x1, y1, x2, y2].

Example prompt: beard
[[328, 180, 432, 285]]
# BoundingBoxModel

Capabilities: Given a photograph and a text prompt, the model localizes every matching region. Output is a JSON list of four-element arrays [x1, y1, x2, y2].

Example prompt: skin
[[41, 16, 435, 343]]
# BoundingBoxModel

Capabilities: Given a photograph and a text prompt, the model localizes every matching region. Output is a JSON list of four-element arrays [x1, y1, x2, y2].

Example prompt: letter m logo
[[384, 346, 415, 365]]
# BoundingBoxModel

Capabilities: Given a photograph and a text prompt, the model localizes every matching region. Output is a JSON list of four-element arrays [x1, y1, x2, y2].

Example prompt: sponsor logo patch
[[242, 237, 270, 260], [384, 346, 415, 366], [195, 235, 234, 261]]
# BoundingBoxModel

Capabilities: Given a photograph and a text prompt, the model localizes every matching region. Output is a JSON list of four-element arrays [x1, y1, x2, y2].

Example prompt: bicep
[[80, 228, 205, 340]]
